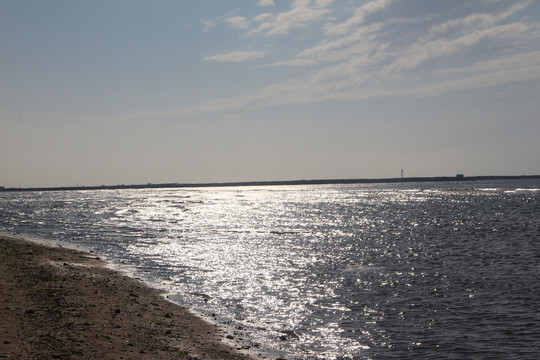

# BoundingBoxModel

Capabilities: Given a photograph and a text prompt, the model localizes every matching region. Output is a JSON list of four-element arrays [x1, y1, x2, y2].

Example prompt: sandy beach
[[0, 235, 255, 360]]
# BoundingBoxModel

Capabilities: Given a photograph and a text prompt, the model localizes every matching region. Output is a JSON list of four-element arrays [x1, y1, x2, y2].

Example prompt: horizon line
[[2, 174, 540, 192]]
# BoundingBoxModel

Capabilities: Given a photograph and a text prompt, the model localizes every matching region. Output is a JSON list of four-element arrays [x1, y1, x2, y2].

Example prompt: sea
[[1, 179, 539, 359]]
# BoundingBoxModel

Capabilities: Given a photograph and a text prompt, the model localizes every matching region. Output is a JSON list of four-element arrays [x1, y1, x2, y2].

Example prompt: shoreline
[[0, 235, 256, 360], [2, 174, 540, 192]]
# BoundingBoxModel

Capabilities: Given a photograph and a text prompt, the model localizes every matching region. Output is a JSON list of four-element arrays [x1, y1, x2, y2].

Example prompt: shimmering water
[[1, 180, 539, 359]]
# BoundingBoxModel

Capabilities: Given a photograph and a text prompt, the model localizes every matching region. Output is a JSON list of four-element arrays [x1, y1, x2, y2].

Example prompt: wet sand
[[0, 235, 255, 360]]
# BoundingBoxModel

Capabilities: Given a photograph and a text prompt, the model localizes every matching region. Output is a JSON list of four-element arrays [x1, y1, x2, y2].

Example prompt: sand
[[0, 235, 256, 360]]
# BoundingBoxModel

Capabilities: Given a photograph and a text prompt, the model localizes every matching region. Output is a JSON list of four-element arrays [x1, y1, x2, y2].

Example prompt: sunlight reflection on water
[[1, 180, 539, 359]]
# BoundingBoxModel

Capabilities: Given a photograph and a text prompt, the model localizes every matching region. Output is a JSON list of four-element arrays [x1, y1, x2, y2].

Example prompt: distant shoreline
[[2, 174, 540, 192]]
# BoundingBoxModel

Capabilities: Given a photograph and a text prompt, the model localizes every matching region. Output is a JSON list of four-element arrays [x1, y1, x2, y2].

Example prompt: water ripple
[[1, 180, 539, 359]]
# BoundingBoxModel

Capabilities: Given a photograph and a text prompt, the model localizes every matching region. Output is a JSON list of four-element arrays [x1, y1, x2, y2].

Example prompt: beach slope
[[0, 236, 253, 360]]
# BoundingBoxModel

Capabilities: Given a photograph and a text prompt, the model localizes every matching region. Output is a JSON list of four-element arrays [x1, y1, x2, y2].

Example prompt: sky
[[1, 0, 540, 188]]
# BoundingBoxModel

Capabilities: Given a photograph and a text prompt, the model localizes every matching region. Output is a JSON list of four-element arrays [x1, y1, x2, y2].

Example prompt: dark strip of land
[[0, 236, 255, 360], [2, 175, 540, 192]]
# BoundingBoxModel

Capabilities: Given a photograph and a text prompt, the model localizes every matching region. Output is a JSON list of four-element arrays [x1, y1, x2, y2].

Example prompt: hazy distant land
[[2, 174, 540, 192]]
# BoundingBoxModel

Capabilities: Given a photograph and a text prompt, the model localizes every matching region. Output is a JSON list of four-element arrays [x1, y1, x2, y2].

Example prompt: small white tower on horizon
[[401, 169, 404, 178]]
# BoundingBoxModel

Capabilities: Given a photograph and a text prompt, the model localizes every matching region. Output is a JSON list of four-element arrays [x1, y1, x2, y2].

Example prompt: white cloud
[[179, 56, 540, 115], [263, 58, 318, 67], [267, 0, 537, 75], [225, 16, 249, 30], [410, 63, 540, 97], [324, 0, 392, 35], [250, 0, 335, 35], [258, 0, 275, 7], [172, 1, 540, 117], [201, 18, 217, 32], [203, 50, 269, 63], [108, 47, 540, 124], [254, 13, 273, 22], [383, 22, 533, 76], [439, 51, 540, 75], [420, 1, 532, 43], [277, 22, 385, 65]]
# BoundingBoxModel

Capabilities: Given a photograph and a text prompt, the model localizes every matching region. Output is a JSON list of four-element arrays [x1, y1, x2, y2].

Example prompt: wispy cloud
[[172, 55, 540, 116], [438, 51, 540, 75], [258, 0, 275, 7], [203, 50, 269, 63], [102, 51, 540, 124], [250, 0, 335, 35], [409, 59, 540, 97], [201, 18, 218, 32], [382, 22, 533, 76], [140, 1, 540, 120], [324, 0, 392, 35], [225, 16, 249, 30]]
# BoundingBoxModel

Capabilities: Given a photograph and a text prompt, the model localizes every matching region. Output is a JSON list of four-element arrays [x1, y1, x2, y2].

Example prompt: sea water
[[1, 180, 539, 359]]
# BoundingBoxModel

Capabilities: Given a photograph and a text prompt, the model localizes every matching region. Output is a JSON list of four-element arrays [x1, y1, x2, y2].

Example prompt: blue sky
[[1, 0, 540, 187]]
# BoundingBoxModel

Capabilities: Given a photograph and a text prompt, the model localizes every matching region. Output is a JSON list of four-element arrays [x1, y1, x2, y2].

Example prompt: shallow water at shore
[[0, 236, 251, 360], [1, 180, 540, 359]]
